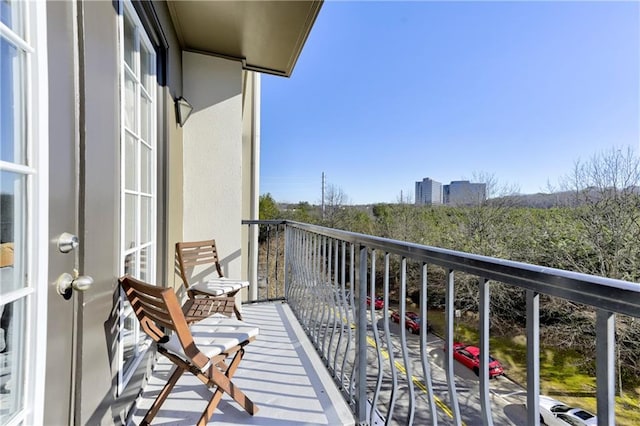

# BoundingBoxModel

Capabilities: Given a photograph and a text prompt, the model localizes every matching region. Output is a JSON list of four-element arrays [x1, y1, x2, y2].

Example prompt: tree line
[[260, 146, 640, 390]]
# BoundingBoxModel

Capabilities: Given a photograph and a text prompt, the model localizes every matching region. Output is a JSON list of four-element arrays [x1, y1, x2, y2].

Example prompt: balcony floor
[[131, 302, 355, 425]]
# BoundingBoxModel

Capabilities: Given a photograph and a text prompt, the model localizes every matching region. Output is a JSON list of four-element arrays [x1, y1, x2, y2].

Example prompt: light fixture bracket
[[175, 96, 193, 127]]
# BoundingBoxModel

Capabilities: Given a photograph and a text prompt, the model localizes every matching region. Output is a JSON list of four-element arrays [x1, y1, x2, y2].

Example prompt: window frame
[[116, 0, 157, 396], [0, 0, 49, 424]]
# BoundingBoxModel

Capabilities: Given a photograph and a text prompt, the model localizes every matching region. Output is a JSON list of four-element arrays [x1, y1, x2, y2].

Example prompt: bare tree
[[454, 172, 520, 256], [396, 189, 414, 205], [323, 183, 349, 228], [561, 146, 640, 281]]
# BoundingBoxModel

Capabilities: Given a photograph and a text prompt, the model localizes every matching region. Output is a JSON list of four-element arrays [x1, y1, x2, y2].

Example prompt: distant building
[[443, 181, 487, 205], [415, 178, 443, 205]]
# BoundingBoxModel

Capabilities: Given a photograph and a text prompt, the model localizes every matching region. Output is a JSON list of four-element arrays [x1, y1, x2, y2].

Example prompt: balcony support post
[[526, 290, 540, 425], [284, 224, 290, 301], [596, 309, 616, 426]]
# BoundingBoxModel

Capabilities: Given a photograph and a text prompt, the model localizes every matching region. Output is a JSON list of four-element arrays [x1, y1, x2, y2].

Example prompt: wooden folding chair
[[176, 239, 250, 320], [120, 275, 259, 425]]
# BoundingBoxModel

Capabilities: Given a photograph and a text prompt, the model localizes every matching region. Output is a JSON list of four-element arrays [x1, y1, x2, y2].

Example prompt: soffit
[[167, 1, 323, 77]]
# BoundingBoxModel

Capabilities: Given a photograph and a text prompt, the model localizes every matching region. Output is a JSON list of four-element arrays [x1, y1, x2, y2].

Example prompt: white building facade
[[443, 180, 487, 205], [415, 178, 443, 205]]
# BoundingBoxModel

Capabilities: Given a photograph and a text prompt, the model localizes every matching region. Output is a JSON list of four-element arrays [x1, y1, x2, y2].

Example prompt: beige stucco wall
[[182, 52, 244, 280]]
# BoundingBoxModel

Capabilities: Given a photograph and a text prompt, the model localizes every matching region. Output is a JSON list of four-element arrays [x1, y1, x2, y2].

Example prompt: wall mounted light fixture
[[175, 96, 193, 127]]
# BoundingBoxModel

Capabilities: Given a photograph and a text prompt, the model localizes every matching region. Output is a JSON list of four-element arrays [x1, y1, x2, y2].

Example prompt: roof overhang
[[167, 0, 323, 77]]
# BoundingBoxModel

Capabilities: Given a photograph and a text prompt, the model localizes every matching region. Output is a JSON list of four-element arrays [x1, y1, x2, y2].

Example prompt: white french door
[[117, 0, 157, 393], [0, 0, 48, 424]]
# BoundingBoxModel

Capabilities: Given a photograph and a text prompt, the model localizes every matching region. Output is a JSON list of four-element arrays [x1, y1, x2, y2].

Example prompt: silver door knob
[[57, 271, 94, 300], [58, 232, 79, 253]]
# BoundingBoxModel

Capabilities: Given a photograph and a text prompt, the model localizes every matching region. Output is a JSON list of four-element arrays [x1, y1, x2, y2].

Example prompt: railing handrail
[[246, 219, 640, 318]]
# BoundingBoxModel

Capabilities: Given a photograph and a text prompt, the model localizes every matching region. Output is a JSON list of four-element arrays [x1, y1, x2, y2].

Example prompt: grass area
[[426, 309, 640, 425]]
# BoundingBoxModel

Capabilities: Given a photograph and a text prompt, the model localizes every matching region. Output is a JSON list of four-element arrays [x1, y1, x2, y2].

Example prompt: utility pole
[[321, 172, 325, 219]]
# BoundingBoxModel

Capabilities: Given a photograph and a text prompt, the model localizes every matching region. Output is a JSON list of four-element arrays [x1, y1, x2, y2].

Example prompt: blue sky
[[260, 1, 640, 205]]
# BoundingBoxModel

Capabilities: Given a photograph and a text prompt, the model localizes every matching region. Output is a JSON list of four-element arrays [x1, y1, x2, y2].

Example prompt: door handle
[[57, 232, 79, 253], [56, 269, 94, 300]]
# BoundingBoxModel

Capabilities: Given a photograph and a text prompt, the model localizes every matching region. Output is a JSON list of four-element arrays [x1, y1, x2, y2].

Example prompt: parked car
[[390, 310, 431, 334], [405, 315, 421, 334], [448, 342, 504, 378], [366, 296, 384, 310], [538, 396, 597, 426]]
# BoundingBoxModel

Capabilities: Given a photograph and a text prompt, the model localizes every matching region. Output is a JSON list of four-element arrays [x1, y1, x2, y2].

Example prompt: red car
[[450, 343, 504, 378], [390, 310, 424, 334], [366, 296, 384, 310]]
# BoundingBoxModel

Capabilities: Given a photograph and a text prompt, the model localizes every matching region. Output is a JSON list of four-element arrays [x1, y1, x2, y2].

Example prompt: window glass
[[124, 133, 137, 190], [139, 246, 150, 281], [123, 13, 135, 70], [140, 94, 150, 142], [123, 251, 137, 278], [0, 171, 25, 295], [140, 143, 150, 193], [140, 196, 150, 244], [140, 44, 150, 91], [0, 298, 25, 423], [0, 38, 25, 165], [124, 193, 136, 249], [0, 0, 23, 37], [124, 71, 137, 133]]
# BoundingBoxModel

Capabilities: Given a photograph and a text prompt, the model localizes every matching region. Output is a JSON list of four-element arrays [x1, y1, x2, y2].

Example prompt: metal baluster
[[419, 263, 437, 425], [370, 250, 384, 425], [596, 309, 616, 426], [479, 278, 493, 426], [399, 257, 415, 425], [445, 270, 461, 425], [526, 290, 540, 426], [383, 253, 398, 425]]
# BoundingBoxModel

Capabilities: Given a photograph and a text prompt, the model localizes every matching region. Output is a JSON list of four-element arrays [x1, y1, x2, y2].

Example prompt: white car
[[538, 396, 597, 426]]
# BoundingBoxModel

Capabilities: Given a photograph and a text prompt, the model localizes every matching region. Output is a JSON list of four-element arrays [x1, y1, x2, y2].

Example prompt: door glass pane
[[123, 13, 135, 70], [139, 246, 149, 281], [121, 305, 143, 371], [123, 250, 137, 278], [140, 94, 150, 142], [140, 44, 150, 92], [124, 71, 137, 133], [0, 298, 25, 423], [0, 171, 25, 295], [140, 143, 150, 193], [124, 193, 136, 249], [0, 39, 26, 165], [0, 0, 23, 36], [124, 134, 137, 191], [140, 196, 150, 244]]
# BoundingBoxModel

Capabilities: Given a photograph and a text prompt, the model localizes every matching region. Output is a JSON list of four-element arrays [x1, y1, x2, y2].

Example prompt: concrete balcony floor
[[132, 302, 355, 425]]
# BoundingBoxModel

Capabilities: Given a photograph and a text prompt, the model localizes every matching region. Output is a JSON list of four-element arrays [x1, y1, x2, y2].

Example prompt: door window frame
[[0, 0, 49, 424], [116, 0, 157, 395]]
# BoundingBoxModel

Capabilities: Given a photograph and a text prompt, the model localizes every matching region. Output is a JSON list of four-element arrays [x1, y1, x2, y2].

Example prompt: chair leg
[[141, 365, 186, 425], [228, 290, 244, 320], [233, 304, 243, 321], [209, 349, 258, 415]]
